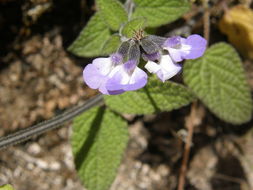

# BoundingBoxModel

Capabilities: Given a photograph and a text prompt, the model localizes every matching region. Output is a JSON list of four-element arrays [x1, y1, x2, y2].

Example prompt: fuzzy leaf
[[183, 43, 252, 124], [121, 18, 146, 38], [105, 77, 194, 114], [96, 0, 128, 31], [68, 12, 111, 57], [132, 0, 190, 27], [102, 34, 121, 55], [71, 107, 128, 190], [0, 185, 14, 190]]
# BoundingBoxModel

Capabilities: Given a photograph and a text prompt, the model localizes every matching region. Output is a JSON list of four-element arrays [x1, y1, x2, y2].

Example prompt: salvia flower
[[163, 34, 207, 62], [145, 55, 182, 82], [83, 42, 147, 95], [83, 54, 122, 95], [83, 31, 207, 95], [106, 59, 147, 92]]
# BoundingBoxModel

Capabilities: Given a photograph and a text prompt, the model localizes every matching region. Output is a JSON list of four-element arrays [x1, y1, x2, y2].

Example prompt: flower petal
[[184, 34, 207, 59], [167, 48, 184, 62], [106, 65, 147, 92], [98, 82, 110, 94], [157, 55, 182, 82], [163, 36, 181, 47], [124, 67, 148, 91], [83, 64, 107, 89], [105, 66, 130, 91], [92, 57, 113, 75], [163, 35, 206, 62], [156, 70, 166, 82], [145, 61, 161, 73], [99, 84, 125, 95], [163, 36, 187, 62]]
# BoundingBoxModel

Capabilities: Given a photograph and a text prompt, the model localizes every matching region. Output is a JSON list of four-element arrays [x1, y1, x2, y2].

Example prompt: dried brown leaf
[[219, 5, 253, 60]]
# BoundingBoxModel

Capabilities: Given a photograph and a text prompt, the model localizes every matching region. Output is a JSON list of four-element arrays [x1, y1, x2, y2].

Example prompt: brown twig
[[203, 0, 210, 44], [177, 102, 198, 190], [177, 1, 211, 188], [214, 173, 247, 185]]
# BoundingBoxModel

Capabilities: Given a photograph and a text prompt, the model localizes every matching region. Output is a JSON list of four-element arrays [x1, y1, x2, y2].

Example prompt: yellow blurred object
[[219, 5, 253, 60]]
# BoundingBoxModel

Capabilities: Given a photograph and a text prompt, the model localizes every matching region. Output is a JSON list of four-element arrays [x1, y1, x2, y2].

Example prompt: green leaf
[[68, 12, 111, 57], [96, 0, 128, 31], [105, 77, 194, 114], [71, 107, 128, 190], [121, 18, 146, 38], [132, 0, 190, 27], [102, 34, 121, 55], [0, 185, 14, 190], [183, 43, 253, 124]]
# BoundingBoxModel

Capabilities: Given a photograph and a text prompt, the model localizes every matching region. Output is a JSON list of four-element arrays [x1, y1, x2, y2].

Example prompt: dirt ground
[[0, 0, 253, 190]]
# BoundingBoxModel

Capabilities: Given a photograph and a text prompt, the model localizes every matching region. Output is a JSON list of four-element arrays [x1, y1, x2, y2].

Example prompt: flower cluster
[[83, 33, 207, 95]]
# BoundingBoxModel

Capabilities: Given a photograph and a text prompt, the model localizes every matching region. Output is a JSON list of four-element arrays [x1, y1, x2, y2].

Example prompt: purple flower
[[83, 56, 119, 95], [106, 60, 148, 92], [83, 55, 147, 95], [163, 34, 207, 62], [83, 34, 207, 94], [145, 55, 181, 82]]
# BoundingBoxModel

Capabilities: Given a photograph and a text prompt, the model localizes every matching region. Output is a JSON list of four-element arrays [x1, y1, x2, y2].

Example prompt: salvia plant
[[66, 0, 253, 189], [0, 0, 252, 190]]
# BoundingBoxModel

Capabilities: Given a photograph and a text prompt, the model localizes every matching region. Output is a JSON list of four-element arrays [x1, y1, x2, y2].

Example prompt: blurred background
[[0, 0, 253, 189]]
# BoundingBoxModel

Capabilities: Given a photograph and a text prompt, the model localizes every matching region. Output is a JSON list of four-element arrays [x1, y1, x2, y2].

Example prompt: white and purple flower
[[83, 53, 147, 95], [163, 34, 207, 62], [106, 60, 147, 92], [83, 34, 207, 95], [144, 34, 207, 82], [145, 55, 181, 82]]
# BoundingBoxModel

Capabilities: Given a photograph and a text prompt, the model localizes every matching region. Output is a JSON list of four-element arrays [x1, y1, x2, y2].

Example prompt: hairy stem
[[124, 0, 134, 19], [0, 94, 104, 150]]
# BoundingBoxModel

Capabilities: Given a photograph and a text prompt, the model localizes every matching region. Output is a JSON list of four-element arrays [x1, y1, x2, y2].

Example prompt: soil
[[0, 0, 253, 190]]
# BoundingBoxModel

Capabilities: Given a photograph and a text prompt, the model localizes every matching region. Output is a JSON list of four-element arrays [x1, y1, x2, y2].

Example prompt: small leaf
[[132, 0, 190, 27], [68, 12, 111, 57], [183, 43, 252, 124], [0, 185, 14, 190], [96, 0, 128, 31], [71, 106, 128, 190], [105, 77, 194, 114], [121, 18, 146, 38], [102, 34, 121, 55]]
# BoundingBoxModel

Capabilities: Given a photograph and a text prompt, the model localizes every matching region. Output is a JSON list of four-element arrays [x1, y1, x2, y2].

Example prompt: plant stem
[[177, 102, 197, 190], [124, 0, 134, 19], [0, 94, 104, 150], [203, 0, 210, 44]]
